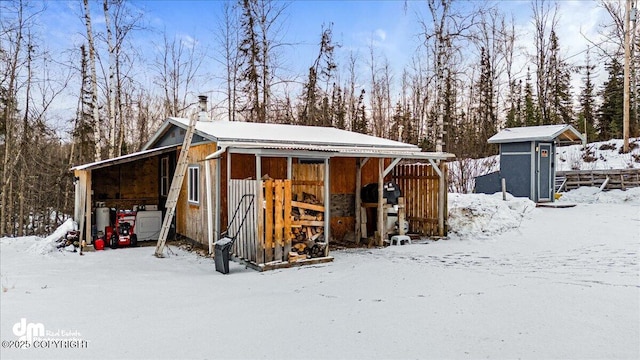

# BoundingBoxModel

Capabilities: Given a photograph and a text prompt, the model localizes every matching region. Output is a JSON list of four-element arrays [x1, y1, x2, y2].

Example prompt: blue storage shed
[[480, 125, 585, 202]]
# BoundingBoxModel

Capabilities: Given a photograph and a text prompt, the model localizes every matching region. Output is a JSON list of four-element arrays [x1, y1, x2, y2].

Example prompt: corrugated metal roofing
[[211, 140, 454, 160], [163, 117, 418, 149], [488, 124, 585, 144]]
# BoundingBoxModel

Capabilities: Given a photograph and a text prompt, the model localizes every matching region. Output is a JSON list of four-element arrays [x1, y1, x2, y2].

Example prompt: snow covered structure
[[477, 124, 585, 202], [71, 103, 454, 269]]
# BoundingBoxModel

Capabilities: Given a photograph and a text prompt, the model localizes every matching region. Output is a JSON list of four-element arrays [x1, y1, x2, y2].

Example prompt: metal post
[[324, 157, 330, 256], [377, 158, 385, 246]]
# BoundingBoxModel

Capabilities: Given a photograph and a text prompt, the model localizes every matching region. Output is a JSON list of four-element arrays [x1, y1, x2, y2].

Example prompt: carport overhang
[[204, 142, 454, 250], [70, 145, 178, 244]]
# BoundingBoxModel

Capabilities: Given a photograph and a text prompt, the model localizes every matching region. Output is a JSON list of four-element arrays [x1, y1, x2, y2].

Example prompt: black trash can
[[214, 237, 233, 274]]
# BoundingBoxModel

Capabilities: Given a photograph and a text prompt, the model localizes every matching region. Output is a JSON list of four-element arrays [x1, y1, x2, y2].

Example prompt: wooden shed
[[477, 124, 585, 202], [72, 112, 454, 270]]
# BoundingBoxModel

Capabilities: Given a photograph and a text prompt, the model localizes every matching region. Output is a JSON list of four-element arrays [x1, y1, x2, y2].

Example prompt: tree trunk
[[84, 0, 101, 162], [104, 0, 116, 158]]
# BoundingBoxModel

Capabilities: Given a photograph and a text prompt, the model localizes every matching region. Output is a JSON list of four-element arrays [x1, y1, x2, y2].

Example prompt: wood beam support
[[355, 157, 369, 244], [383, 158, 402, 177], [323, 157, 330, 256]]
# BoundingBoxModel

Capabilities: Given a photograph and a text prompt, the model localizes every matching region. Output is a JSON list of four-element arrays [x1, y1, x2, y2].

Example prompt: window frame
[[187, 165, 200, 205], [160, 157, 170, 197]]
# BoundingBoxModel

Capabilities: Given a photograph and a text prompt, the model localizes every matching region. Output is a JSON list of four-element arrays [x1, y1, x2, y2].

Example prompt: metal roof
[[70, 145, 177, 171], [144, 117, 419, 151], [208, 141, 455, 161], [488, 124, 585, 144]]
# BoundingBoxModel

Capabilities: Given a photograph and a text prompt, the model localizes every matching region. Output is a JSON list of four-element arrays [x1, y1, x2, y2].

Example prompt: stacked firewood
[[289, 192, 326, 260]]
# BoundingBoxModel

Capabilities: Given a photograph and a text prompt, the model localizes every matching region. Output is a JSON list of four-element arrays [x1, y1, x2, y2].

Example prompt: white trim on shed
[[488, 124, 585, 144]]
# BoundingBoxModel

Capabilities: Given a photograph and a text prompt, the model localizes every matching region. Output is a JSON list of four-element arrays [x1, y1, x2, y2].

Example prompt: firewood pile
[[289, 192, 327, 261]]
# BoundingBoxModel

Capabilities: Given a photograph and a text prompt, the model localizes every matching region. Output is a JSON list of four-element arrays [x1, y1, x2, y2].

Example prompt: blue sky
[[41, 0, 607, 79], [33, 0, 609, 125], [136, 0, 422, 77]]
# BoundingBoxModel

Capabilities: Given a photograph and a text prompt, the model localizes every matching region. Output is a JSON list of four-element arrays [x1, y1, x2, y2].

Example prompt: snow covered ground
[[2, 185, 638, 359], [447, 138, 640, 193], [556, 138, 640, 171]]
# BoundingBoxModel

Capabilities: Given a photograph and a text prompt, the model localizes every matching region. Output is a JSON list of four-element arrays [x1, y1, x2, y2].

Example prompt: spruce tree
[[547, 30, 573, 125], [475, 47, 497, 156], [505, 79, 523, 128], [577, 49, 598, 142], [597, 59, 624, 141], [352, 89, 368, 134], [524, 68, 539, 126]]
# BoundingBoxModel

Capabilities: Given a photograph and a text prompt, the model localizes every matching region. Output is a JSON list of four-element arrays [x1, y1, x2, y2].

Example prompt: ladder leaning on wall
[[154, 113, 197, 258]]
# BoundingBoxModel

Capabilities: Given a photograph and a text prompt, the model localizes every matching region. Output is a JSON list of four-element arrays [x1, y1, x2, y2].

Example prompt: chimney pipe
[[198, 95, 208, 121]]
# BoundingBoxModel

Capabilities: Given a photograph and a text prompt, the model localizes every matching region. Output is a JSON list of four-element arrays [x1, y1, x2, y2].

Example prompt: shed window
[[188, 165, 200, 204], [160, 157, 170, 196]]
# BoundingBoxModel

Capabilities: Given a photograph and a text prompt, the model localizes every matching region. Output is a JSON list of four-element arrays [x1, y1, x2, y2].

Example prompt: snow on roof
[[164, 117, 418, 150], [488, 124, 585, 144]]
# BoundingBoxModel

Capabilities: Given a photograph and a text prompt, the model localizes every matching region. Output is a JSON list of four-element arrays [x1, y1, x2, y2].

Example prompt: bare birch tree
[[152, 32, 205, 118], [214, 1, 241, 121], [83, 0, 102, 161], [237, 0, 288, 123]]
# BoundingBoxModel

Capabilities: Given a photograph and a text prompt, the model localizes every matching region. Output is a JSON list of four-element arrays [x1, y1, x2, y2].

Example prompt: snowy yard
[[1, 188, 639, 359]]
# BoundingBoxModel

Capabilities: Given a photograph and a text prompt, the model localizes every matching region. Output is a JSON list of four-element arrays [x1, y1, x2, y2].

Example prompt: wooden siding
[[176, 142, 217, 246], [92, 156, 159, 209], [292, 163, 325, 202]]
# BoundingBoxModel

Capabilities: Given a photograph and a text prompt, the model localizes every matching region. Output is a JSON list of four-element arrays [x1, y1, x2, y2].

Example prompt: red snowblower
[[108, 210, 138, 249]]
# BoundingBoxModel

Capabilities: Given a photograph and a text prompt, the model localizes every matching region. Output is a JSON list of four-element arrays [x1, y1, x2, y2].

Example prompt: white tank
[[96, 207, 111, 234]]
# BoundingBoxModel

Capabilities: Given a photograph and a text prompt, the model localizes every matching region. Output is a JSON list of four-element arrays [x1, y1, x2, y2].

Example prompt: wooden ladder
[[154, 114, 197, 257]]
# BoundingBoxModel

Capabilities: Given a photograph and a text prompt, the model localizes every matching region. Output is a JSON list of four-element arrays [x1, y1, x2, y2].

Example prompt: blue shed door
[[538, 143, 552, 202]]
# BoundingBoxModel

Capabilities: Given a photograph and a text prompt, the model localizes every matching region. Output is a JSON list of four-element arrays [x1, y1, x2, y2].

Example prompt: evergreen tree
[[298, 23, 337, 127], [524, 68, 539, 126], [546, 30, 573, 125], [238, 0, 262, 122], [351, 89, 368, 134], [577, 49, 598, 142], [443, 67, 457, 153], [597, 59, 624, 140], [505, 79, 523, 128], [390, 102, 404, 141], [474, 47, 497, 156], [331, 84, 347, 130]]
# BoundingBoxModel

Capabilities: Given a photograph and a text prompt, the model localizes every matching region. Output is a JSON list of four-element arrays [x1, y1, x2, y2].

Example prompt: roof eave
[[142, 117, 218, 150], [70, 144, 178, 172]]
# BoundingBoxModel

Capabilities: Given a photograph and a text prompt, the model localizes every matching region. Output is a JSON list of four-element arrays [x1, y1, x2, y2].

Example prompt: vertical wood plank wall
[[176, 143, 218, 245], [292, 163, 325, 202], [392, 163, 446, 236]]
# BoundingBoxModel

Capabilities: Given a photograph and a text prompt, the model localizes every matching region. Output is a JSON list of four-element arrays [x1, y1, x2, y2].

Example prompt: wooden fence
[[557, 169, 640, 191], [262, 179, 292, 263], [393, 163, 447, 236]]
